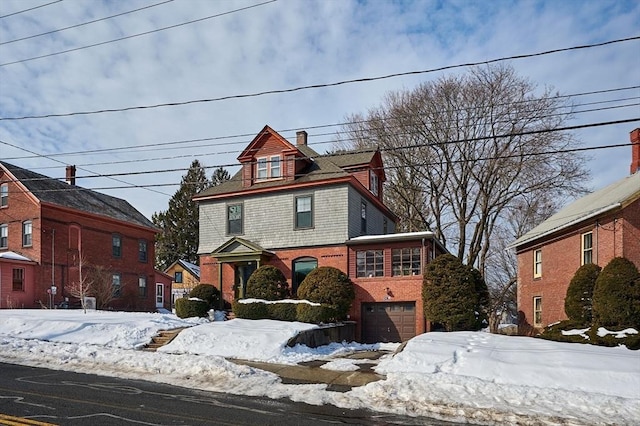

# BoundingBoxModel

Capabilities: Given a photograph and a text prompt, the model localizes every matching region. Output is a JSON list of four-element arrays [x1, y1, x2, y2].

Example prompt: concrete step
[[141, 327, 187, 352]]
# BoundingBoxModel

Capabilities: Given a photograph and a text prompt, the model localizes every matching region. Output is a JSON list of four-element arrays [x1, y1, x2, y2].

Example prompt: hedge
[[175, 298, 209, 318]]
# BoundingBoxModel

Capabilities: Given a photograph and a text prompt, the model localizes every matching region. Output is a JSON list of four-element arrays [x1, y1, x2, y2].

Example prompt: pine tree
[[153, 160, 228, 271]]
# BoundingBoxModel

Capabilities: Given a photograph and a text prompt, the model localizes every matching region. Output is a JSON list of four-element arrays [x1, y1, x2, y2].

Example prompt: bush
[[295, 303, 337, 324], [189, 284, 220, 309], [245, 265, 289, 300], [232, 300, 269, 319], [592, 257, 640, 328], [565, 263, 601, 325], [297, 267, 355, 320], [422, 254, 488, 331], [267, 303, 297, 321], [538, 321, 639, 350], [175, 298, 209, 318]]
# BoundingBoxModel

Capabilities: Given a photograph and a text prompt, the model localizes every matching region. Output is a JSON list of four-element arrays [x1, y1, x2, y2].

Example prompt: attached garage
[[361, 302, 416, 343]]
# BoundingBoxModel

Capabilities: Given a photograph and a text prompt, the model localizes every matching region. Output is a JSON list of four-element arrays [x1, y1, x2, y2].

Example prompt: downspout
[[217, 261, 223, 310], [595, 221, 599, 265]]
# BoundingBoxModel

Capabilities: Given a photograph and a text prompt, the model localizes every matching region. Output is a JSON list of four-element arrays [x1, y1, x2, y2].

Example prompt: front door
[[155, 283, 164, 308], [233, 261, 257, 299]]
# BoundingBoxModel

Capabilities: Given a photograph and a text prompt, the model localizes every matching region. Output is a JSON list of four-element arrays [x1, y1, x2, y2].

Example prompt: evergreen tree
[[211, 166, 231, 186], [592, 257, 640, 328], [153, 160, 228, 271], [564, 263, 601, 325]]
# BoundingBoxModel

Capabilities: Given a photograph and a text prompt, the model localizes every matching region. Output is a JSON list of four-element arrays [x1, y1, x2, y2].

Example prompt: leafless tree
[[337, 64, 588, 331], [67, 253, 93, 313], [90, 265, 118, 309]]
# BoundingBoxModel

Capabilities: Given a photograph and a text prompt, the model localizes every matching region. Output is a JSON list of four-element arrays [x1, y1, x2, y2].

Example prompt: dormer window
[[256, 155, 281, 180], [369, 171, 379, 196]]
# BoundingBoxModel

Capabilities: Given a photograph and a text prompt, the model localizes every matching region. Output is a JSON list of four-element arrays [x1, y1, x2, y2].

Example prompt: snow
[[0, 251, 33, 262], [0, 310, 638, 425]]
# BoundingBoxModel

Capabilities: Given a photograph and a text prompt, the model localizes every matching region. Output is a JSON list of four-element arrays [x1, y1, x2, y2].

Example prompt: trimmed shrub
[[422, 254, 488, 331], [267, 303, 297, 322], [232, 301, 269, 319], [245, 265, 290, 301], [296, 303, 337, 324], [538, 321, 639, 350], [175, 298, 209, 318], [189, 284, 220, 309], [565, 263, 601, 325], [297, 267, 355, 320], [592, 257, 640, 328]]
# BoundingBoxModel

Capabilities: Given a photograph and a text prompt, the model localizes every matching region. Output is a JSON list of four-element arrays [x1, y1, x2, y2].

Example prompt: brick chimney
[[296, 130, 307, 146], [631, 128, 640, 175], [65, 165, 76, 185]]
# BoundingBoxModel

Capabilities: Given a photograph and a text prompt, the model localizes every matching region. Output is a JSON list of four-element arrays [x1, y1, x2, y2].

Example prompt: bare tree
[[90, 265, 118, 309], [67, 253, 93, 313], [337, 65, 588, 331]]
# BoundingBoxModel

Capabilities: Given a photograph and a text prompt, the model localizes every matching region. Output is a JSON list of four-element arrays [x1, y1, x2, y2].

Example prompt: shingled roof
[[1, 161, 155, 230], [194, 145, 378, 199]]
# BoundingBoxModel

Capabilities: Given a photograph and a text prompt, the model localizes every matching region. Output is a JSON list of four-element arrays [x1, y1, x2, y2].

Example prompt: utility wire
[[1, 35, 638, 120], [0, 0, 174, 45], [0, 0, 277, 67], [0, 0, 62, 19]]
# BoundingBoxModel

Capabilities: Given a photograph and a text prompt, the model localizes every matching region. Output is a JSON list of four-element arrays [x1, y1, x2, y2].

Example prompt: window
[[582, 232, 593, 265], [112, 273, 121, 297], [256, 156, 282, 180], [292, 257, 317, 295], [533, 297, 542, 326], [392, 248, 421, 276], [356, 250, 384, 277], [12, 268, 24, 291], [0, 183, 7, 207], [360, 201, 367, 234], [227, 204, 243, 235], [139, 276, 147, 297], [138, 240, 148, 262], [383, 218, 388, 234], [369, 171, 379, 196], [22, 221, 32, 247], [533, 249, 542, 278], [270, 156, 281, 178], [112, 234, 121, 257], [174, 271, 183, 283], [295, 195, 313, 229], [0, 224, 7, 248]]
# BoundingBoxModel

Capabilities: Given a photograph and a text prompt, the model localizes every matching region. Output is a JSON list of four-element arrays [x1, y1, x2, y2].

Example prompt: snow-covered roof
[[0, 251, 34, 262], [348, 231, 435, 243], [178, 260, 200, 279], [511, 172, 640, 249]]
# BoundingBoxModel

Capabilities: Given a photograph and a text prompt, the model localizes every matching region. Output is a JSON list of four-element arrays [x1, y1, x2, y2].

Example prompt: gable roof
[[0, 161, 155, 230], [511, 172, 640, 249], [165, 259, 201, 279]]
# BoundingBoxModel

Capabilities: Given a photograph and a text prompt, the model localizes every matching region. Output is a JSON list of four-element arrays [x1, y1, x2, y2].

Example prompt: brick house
[[194, 125, 447, 342], [0, 161, 170, 311], [165, 259, 201, 310], [512, 129, 640, 333]]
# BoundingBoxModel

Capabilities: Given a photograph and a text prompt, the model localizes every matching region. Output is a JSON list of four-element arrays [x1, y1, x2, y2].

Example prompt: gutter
[[507, 203, 621, 250]]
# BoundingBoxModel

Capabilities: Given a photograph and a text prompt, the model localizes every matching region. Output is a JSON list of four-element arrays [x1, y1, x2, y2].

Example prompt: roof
[[511, 172, 640, 248], [178, 260, 200, 279], [347, 230, 448, 253], [194, 145, 375, 199], [0, 161, 155, 230], [0, 251, 35, 263]]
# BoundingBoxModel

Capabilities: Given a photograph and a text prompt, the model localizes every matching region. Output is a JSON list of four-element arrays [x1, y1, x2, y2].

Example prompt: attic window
[[256, 156, 281, 180], [0, 183, 7, 207], [369, 171, 379, 196]]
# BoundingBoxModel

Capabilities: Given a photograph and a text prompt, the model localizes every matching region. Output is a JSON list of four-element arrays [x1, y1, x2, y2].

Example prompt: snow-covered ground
[[0, 310, 638, 425]]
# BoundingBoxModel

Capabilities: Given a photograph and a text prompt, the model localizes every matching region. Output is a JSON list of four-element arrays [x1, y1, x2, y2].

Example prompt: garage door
[[361, 302, 416, 343]]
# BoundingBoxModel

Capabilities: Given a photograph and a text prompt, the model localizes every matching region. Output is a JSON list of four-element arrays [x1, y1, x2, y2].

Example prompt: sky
[[0, 310, 638, 425], [0, 0, 639, 219]]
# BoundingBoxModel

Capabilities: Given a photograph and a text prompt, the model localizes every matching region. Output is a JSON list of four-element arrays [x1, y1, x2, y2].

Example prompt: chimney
[[65, 165, 76, 185], [296, 130, 307, 146], [631, 128, 640, 175]]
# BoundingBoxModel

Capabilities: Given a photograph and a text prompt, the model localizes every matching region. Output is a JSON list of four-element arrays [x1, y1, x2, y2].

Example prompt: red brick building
[[194, 126, 447, 342], [0, 162, 170, 311], [512, 129, 640, 333]]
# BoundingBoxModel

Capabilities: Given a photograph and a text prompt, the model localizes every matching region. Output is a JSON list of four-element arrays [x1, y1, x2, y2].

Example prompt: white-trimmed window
[[295, 195, 313, 229], [256, 156, 281, 180], [533, 296, 542, 326], [138, 276, 147, 297], [360, 201, 367, 234], [112, 273, 121, 297], [369, 171, 379, 196], [581, 232, 593, 265], [0, 183, 7, 207], [227, 204, 243, 235], [356, 250, 383, 277], [0, 223, 7, 248], [533, 249, 542, 278], [392, 248, 421, 276]]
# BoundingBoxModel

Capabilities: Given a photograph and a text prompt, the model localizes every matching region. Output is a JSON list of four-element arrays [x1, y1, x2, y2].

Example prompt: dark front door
[[361, 302, 416, 343], [233, 261, 257, 299]]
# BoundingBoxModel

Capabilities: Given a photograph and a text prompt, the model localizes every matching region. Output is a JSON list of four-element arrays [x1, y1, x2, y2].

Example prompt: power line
[[0, 0, 278, 67], [3, 86, 638, 165], [0, 0, 62, 19], [4, 118, 638, 187], [0, 0, 174, 46], [1, 35, 638, 121]]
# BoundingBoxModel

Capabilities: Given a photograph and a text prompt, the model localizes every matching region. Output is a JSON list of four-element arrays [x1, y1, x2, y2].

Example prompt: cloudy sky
[[0, 0, 638, 219]]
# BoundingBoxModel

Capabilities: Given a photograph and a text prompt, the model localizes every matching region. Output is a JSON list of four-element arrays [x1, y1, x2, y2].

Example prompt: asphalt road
[[0, 363, 457, 426]]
